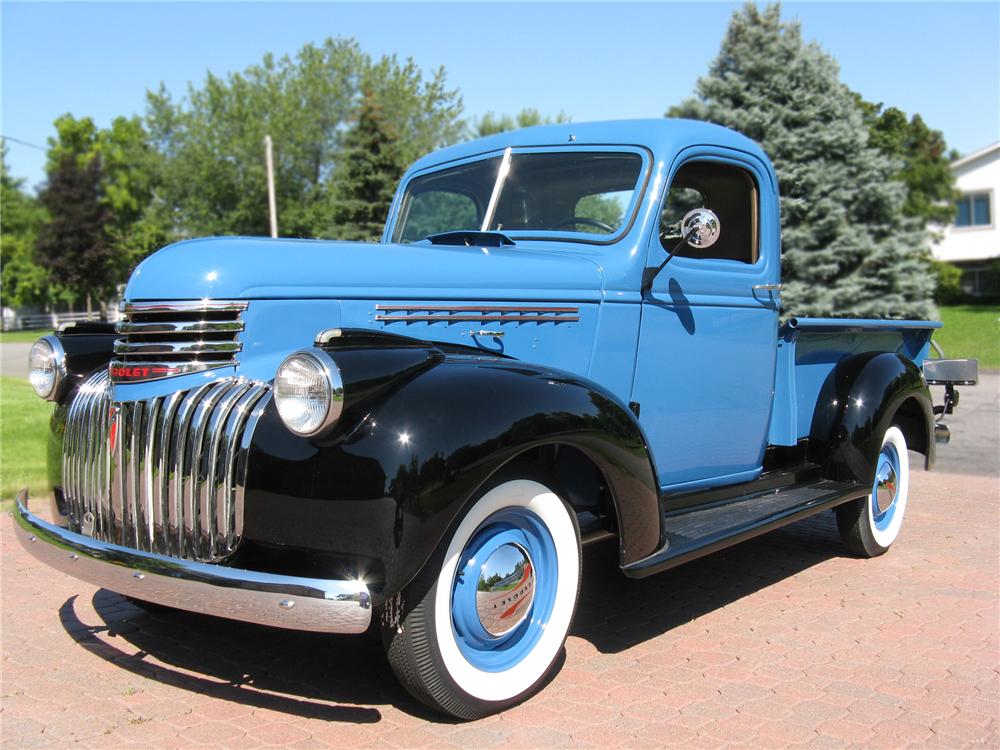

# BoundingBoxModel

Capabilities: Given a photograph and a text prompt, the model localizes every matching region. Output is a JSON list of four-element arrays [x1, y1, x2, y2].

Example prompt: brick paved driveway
[[2, 468, 997, 748]]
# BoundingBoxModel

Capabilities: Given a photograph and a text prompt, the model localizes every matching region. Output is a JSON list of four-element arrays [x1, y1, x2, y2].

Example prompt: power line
[[0, 135, 46, 151]]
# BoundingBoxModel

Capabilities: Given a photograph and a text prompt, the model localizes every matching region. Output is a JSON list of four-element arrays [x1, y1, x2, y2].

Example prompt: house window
[[955, 192, 992, 227]]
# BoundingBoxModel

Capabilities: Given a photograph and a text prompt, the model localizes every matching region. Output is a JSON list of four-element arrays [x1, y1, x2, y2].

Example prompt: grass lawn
[[0, 376, 54, 504], [0, 330, 52, 344], [936, 305, 1000, 370]]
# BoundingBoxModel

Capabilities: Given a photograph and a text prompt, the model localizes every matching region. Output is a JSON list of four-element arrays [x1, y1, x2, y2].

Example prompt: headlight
[[273, 350, 344, 437], [28, 336, 66, 401]]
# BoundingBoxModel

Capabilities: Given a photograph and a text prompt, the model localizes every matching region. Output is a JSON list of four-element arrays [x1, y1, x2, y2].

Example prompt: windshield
[[392, 150, 645, 243]]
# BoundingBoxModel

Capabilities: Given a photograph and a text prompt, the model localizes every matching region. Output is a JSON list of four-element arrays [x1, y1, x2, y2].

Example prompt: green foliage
[[145, 38, 464, 240], [44, 115, 167, 277], [474, 108, 570, 138], [856, 101, 958, 225], [399, 191, 479, 241], [936, 305, 1000, 369], [35, 152, 117, 306], [329, 90, 406, 241], [96, 116, 169, 267], [6, 37, 465, 308], [575, 194, 628, 233], [0, 376, 54, 502], [668, 3, 935, 320], [930, 259, 966, 304], [1, 146, 53, 308]]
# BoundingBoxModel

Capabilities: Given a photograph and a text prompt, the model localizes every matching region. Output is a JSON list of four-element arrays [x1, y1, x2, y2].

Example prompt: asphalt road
[[1, 341, 31, 380], [1, 341, 996, 475]]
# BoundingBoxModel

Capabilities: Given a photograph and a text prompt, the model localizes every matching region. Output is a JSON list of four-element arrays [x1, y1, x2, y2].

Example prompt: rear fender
[[809, 352, 935, 482]]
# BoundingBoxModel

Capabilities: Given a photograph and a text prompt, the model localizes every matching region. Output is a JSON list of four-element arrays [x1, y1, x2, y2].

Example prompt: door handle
[[752, 283, 783, 292]]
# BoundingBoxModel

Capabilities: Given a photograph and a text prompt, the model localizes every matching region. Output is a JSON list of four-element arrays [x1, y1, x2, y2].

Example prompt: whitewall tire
[[837, 425, 910, 557], [382, 473, 581, 719]]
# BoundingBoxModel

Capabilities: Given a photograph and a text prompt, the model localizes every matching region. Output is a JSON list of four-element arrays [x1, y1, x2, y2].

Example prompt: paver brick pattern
[[2, 468, 997, 748]]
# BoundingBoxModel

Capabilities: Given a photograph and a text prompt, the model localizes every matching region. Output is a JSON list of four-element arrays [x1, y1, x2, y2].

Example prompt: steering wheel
[[552, 216, 616, 233]]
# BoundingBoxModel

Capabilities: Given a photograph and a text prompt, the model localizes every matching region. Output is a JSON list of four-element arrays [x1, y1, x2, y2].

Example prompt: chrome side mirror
[[681, 208, 721, 249], [641, 207, 723, 294]]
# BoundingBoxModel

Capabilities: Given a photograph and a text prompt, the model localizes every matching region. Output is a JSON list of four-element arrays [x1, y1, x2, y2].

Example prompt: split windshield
[[392, 150, 645, 243]]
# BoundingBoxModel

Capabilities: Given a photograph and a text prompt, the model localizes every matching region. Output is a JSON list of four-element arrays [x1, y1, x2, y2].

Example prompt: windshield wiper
[[426, 231, 516, 248]]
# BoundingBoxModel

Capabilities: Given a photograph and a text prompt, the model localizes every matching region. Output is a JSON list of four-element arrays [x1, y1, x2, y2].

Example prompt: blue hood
[[125, 237, 605, 302]]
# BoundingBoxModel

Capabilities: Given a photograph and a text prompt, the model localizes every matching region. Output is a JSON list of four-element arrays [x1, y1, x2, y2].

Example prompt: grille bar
[[113, 341, 243, 356], [118, 321, 245, 335], [61, 370, 270, 562], [111, 300, 247, 381]]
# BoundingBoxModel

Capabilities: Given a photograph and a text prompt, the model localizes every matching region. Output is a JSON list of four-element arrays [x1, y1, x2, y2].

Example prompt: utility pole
[[264, 134, 278, 238]]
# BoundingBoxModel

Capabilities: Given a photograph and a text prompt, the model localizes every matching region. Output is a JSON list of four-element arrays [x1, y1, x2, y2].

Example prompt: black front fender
[[242, 355, 660, 604], [809, 351, 935, 483]]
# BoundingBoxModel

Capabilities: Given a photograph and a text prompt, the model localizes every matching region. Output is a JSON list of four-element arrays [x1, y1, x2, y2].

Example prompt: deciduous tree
[[474, 108, 570, 138], [34, 152, 116, 314], [855, 100, 958, 226], [1, 145, 53, 308], [144, 38, 464, 240]]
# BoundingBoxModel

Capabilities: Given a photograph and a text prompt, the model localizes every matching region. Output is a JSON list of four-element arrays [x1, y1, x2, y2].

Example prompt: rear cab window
[[660, 161, 759, 264]]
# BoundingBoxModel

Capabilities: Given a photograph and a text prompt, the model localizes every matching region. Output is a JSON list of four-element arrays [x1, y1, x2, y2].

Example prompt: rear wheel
[[383, 474, 581, 719], [837, 425, 910, 557]]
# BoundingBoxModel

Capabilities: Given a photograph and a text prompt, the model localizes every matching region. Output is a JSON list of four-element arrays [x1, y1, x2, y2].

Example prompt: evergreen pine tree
[[35, 152, 116, 310], [669, 3, 935, 319], [329, 90, 406, 241]]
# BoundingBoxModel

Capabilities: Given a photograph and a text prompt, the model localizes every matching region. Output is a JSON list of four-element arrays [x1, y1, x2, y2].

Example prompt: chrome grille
[[112, 300, 247, 381], [62, 369, 270, 561]]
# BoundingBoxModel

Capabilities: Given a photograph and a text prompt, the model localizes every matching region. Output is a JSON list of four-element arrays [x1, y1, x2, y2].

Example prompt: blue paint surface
[[767, 322, 938, 446]]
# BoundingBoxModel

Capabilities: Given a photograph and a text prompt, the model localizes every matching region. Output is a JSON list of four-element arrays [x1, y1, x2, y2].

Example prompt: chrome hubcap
[[476, 543, 535, 637], [875, 462, 898, 513]]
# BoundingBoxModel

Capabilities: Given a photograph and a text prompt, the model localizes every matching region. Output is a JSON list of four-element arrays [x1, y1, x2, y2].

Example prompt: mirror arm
[[641, 229, 692, 294]]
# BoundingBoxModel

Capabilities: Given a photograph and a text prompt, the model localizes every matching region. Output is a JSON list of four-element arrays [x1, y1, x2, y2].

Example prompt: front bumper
[[10, 489, 372, 634]]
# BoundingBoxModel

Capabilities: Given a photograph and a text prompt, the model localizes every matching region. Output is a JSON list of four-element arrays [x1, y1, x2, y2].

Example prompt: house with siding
[[932, 142, 999, 297]]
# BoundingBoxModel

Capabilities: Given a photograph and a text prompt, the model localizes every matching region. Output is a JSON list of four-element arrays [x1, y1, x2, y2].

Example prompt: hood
[[124, 237, 605, 302]]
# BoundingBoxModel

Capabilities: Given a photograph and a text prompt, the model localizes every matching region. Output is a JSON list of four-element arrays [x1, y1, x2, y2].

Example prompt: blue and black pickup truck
[[14, 119, 977, 718]]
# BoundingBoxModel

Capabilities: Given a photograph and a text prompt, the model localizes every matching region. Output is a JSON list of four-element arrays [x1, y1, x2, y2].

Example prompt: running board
[[622, 479, 866, 578]]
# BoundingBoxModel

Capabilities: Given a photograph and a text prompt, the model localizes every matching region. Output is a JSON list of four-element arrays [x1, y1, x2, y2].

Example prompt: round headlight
[[28, 336, 66, 401], [273, 350, 344, 437]]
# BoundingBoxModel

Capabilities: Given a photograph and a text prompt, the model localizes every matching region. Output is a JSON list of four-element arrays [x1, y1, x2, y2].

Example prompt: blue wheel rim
[[872, 441, 901, 531], [451, 507, 559, 672]]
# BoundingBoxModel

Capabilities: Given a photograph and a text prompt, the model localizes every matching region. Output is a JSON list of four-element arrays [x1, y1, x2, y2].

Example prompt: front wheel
[[383, 475, 581, 720], [837, 425, 910, 557]]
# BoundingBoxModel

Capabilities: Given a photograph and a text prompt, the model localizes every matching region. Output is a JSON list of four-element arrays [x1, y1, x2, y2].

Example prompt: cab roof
[[406, 118, 771, 175]]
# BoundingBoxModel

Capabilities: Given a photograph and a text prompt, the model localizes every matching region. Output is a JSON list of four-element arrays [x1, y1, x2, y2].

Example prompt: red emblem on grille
[[109, 365, 182, 382]]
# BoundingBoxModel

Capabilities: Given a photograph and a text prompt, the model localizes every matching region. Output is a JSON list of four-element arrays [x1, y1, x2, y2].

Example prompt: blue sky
[[2, 1, 998, 190]]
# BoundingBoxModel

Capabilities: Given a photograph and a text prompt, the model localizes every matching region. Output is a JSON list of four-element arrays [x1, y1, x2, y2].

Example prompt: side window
[[660, 161, 759, 263], [399, 191, 480, 242]]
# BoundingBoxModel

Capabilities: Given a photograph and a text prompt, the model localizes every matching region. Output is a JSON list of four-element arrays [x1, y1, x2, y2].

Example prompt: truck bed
[[768, 317, 941, 446]]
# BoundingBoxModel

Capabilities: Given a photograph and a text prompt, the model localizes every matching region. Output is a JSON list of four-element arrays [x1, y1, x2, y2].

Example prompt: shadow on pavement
[[573, 509, 848, 653], [57, 510, 849, 720], [59, 594, 400, 723]]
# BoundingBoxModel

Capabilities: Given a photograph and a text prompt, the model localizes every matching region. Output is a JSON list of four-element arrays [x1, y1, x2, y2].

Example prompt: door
[[631, 149, 780, 492]]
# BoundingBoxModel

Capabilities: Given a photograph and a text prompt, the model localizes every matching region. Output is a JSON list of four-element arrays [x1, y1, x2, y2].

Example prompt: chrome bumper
[[10, 489, 371, 634]]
